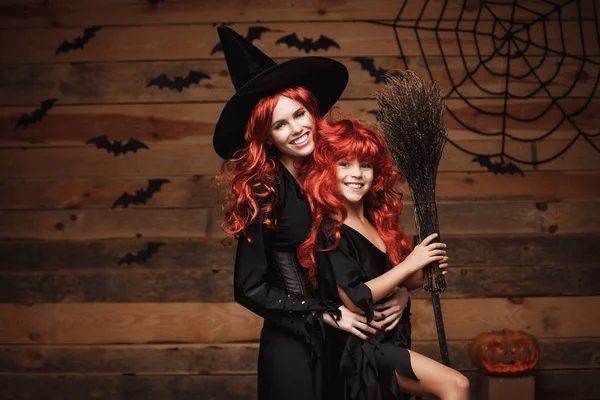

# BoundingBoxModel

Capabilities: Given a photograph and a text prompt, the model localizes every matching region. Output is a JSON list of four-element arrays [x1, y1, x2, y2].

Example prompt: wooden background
[[0, 0, 599, 399]]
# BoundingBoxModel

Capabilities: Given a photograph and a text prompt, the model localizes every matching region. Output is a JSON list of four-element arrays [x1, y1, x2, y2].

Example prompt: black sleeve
[[315, 226, 374, 323], [233, 217, 340, 342]]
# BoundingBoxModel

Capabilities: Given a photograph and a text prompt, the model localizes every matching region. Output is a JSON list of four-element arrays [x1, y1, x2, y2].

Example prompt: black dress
[[233, 162, 340, 400], [316, 219, 417, 400]]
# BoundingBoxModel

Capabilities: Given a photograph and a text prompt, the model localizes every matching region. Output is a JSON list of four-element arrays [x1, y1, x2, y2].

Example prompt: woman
[[298, 118, 470, 400], [213, 27, 409, 400]]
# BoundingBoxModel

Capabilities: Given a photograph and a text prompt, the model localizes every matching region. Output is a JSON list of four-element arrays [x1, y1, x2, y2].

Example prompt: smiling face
[[336, 158, 374, 204], [267, 96, 316, 163]]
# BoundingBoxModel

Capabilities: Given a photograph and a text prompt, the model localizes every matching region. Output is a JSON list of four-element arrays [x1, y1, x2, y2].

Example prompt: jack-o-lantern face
[[469, 330, 539, 376]]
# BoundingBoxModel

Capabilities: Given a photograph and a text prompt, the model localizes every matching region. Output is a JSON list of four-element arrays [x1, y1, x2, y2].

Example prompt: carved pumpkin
[[469, 329, 539, 376]]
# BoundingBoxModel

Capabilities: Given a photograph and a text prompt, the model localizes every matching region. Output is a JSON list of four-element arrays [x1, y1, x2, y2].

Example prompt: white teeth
[[291, 133, 308, 145], [346, 183, 363, 189]]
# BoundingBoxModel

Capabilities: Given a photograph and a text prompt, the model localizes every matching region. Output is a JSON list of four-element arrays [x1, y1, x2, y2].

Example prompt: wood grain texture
[[0, 139, 598, 180], [0, 297, 598, 344], [0, 0, 595, 28], [0, 375, 259, 400], [1, 21, 598, 64], [0, 338, 597, 373], [3, 99, 599, 148], [0, 208, 221, 240], [0, 1, 597, 398], [0, 370, 599, 400], [0, 56, 597, 106], [0, 238, 238, 271], [0, 176, 222, 210], [1, 171, 598, 211], [1, 200, 598, 240], [2, 263, 598, 303], [1, 234, 597, 271]]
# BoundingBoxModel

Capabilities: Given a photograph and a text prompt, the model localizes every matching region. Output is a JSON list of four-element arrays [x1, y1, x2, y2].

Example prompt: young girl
[[298, 118, 470, 400], [214, 27, 409, 400]]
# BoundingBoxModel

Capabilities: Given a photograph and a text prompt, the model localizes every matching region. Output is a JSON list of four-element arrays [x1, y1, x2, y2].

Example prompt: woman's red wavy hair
[[297, 117, 413, 287], [216, 86, 321, 238]]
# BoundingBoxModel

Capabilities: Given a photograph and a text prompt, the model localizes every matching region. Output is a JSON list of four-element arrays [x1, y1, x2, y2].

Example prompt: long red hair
[[216, 86, 322, 238], [297, 117, 413, 286]]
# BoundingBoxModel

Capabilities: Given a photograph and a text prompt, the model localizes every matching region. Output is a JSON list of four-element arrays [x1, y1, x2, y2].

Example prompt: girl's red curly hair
[[216, 86, 321, 238], [297, 117, 413, 287]]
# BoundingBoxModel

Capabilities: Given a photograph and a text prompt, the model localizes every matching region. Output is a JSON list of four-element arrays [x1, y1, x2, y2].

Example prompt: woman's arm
[[234, 218, 386, 340], [234, 220, 335, 318]]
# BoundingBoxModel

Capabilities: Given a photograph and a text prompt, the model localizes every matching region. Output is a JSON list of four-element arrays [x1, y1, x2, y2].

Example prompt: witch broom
[[375, 71, 450, 366]]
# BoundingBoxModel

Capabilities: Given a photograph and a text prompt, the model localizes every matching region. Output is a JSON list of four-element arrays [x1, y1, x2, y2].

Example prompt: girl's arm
[[402, 252, 450, 292], [337, 260, 420, 314], [402, 270, 424, 291], [350, 233, 445, 304], [319, 231, 444, 321]]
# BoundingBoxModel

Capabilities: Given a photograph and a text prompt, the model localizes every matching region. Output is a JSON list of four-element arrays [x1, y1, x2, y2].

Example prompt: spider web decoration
[[372, 0, 600, 174]]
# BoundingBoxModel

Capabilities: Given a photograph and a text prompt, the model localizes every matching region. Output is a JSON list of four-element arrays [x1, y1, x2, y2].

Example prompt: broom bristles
[[375, 71, 448, 293], [375, 71, 446, 203]]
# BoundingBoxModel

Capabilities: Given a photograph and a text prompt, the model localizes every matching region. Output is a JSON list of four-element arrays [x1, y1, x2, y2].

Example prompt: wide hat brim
[[213, 56, 348, 160]]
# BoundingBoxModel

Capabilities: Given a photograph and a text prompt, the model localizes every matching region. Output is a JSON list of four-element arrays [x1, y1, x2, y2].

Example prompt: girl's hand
[[374, 286, 409, 331], [402, 233, 447, 273], [439, 255, 449, 275], [323, 305, 385, 341]]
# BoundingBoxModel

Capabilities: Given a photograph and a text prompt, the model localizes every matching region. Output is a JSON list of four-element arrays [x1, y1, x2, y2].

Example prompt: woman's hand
[[374, 286, 409, 331], [323, 305, 386, 341], [402, 233, 447, 273]]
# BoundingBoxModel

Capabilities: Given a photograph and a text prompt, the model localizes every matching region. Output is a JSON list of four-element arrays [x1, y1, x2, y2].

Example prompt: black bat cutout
[[15, 98, 57, 129], [86, 135, 150, 156], [118, 242, 166, 266], [473, 156, 524, 175], [276, 33, 340, 53], [146, 70, 210, 92], [147, 0, 164, 4], [351, 57, 400, 83], [112, 179, 171, 208], [55, 26, 101, 55], [211, 26, 272, 55]]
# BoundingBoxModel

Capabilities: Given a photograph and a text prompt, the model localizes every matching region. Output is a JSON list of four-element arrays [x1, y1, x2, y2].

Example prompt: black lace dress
[[316, 219, 417, 400]]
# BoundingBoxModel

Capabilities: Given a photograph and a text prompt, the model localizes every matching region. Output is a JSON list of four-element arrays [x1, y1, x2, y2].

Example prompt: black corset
[[271, 251, 314, 297]]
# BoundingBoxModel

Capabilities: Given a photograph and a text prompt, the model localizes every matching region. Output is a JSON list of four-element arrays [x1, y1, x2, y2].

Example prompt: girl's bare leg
[[395, 349, 470, 400]]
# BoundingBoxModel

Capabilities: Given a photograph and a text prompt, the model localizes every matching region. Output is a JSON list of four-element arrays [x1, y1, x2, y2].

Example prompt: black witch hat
[[213, 26, 349, 160]]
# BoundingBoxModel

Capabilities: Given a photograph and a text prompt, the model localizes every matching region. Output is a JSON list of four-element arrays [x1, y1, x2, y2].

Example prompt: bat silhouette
[[86, 135, 150, 156], [55, 26, 101, 55], [211, 26, 271, 55], [147, 0, 164, 4], [15, 98, 57, 129], [118, 242, 166, 266], [473, 156, 524, 175], [112, 179, 171, 208], [146, 70, 210, 92], [276, 33, 340, 53], [352, 57, 400, 83]]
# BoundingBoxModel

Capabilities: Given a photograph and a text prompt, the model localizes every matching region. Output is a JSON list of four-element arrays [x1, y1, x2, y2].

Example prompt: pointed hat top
[[213, 26, 349, 160], [217, 26, 277, 91]]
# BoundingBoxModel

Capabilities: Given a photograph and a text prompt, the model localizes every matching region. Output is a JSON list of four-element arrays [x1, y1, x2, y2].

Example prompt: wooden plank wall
[[0, 0, 599, 399]]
